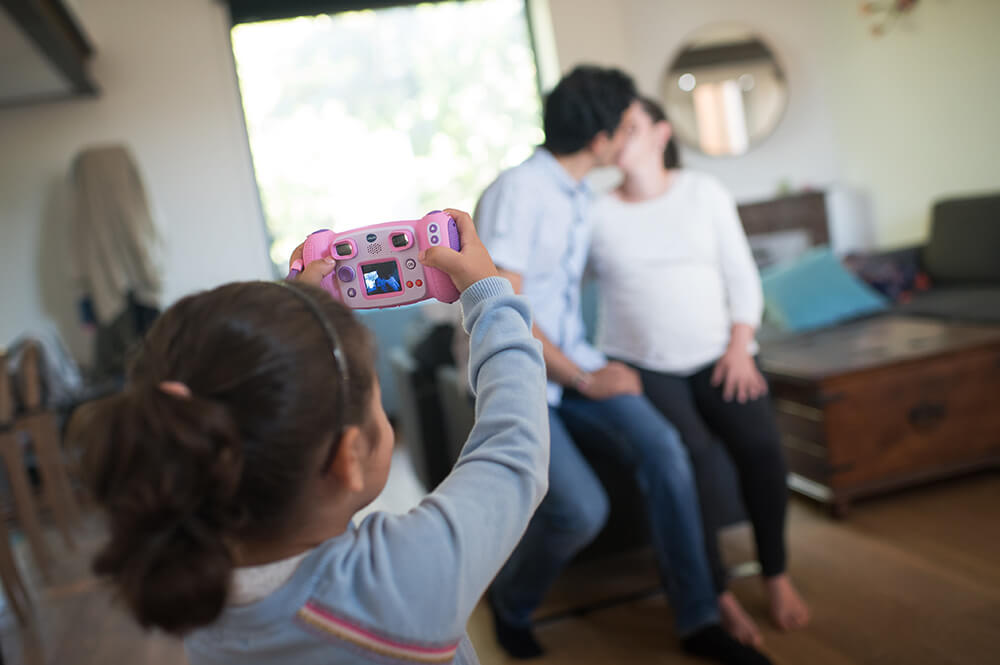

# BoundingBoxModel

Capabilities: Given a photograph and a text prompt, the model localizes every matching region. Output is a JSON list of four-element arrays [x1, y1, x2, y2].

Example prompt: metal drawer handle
[[908, 402, 947, 432]]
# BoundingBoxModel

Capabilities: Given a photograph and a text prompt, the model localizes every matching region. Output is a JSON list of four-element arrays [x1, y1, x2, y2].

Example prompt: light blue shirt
[[475, 148, 606, 405], [184, 278, 549, 665]]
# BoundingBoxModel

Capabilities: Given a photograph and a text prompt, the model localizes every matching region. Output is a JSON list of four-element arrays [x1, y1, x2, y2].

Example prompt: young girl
[[76, 210, 549, 664]]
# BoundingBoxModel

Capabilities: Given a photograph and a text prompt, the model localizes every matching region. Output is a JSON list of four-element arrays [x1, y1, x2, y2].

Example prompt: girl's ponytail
[[82, 384, 245, 634]]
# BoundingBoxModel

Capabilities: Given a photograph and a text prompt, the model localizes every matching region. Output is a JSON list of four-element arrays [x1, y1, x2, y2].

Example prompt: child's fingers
[[419, 245, 462, 273], [289, 242, 305, 271], [299, 257, 336, 285], [442, 209, 479, 249]]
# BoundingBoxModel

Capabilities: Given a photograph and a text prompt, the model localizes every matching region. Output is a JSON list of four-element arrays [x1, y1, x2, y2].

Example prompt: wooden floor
[[2, 471, 998, 664]]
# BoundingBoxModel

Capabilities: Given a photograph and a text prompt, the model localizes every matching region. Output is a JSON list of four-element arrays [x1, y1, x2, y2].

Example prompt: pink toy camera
[[299, 211, 461, 309]]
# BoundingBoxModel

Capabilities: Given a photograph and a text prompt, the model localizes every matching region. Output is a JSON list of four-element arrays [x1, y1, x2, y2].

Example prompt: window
[[230, 0, 544, 273]]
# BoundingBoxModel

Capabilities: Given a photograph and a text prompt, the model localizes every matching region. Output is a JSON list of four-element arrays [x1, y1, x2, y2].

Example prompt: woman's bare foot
[[765, 574, 811, 631], [719, 590, 763, 647]]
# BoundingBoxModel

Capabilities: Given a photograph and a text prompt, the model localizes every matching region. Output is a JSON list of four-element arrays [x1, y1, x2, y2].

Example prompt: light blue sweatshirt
[[185, 277, 549, 664]]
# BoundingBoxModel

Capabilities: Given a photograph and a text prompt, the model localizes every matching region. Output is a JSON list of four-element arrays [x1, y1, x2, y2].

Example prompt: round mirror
[[662, 24, 787, 157]]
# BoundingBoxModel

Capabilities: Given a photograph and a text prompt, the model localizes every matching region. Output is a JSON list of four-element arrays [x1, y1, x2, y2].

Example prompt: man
[[475, 66, 770, 665]]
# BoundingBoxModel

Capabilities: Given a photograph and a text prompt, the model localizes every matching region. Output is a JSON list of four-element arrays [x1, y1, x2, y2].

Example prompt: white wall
[[545, 0, 1000, 248], [0, 0, 272, 360], [545, 0, 631, 74], [819, 0, 1000, 247], [547, 0, 842, 203]]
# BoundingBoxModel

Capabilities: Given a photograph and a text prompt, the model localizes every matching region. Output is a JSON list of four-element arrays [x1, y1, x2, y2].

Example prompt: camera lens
[[335, 242, 353, 257], [391, 233, 409, 248]]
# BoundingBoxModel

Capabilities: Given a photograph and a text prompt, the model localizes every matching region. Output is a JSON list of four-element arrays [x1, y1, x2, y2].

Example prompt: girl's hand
[[418, 209, 499, 292], [288, 242, 337, 286], [711, 347, 768, 404]]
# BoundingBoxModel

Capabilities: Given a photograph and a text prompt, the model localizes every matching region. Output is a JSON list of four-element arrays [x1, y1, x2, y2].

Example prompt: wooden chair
[[13, 342, 80, 550], [0, 352, 36, 622], [0, 508, 31, 624]]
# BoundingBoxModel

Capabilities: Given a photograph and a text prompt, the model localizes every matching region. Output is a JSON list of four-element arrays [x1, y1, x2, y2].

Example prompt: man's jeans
[[490, 392, 720, 636]]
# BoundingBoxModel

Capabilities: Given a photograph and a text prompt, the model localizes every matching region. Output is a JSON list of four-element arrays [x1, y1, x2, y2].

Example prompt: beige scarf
[[71, 145, 163, 325]]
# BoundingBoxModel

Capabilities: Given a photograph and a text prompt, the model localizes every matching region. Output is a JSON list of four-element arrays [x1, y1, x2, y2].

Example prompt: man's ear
[[656, 121, 673, 150], [587, 130, 610, 155], [323, 425, 366, 493]]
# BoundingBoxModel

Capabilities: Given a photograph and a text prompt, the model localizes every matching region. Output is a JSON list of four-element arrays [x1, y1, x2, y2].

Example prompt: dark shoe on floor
[[488, 594, 545, 659], [681, 624, 773, 665]]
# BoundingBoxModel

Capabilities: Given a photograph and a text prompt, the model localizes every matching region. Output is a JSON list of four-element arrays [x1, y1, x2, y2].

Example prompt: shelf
[[0, 0, 96, 108]]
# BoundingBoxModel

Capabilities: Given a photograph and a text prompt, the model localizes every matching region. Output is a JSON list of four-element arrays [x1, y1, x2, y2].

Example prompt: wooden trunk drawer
[[822, 346, 1000, 488], [772, 397, 829, 483]]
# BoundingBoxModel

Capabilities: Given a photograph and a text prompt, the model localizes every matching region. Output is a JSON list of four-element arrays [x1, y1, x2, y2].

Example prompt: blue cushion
[[761, 247, 889, 332]]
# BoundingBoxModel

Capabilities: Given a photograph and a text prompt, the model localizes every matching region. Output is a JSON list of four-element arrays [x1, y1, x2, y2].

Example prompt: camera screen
[[362, 260, 403, 296]]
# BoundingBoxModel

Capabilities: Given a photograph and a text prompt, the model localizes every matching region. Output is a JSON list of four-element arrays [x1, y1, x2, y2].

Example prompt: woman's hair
[[73, 281, 375, 635], [543, 65, 637, 155], [638, 96, 682, 170]]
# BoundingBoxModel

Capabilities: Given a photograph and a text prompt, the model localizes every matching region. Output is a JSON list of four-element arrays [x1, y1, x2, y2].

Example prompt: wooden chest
[[758, 316, 1000, 516]]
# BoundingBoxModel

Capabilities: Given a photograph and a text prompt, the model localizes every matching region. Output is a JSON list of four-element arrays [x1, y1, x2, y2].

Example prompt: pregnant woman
[[588, 97, 810, 646]]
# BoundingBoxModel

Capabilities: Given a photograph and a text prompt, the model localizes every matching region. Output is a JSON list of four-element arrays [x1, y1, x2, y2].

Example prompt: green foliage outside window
[[232, 0, 544, 273]]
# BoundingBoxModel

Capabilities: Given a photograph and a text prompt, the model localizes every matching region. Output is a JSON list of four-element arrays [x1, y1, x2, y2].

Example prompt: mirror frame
[[660, 24, 788, 158]]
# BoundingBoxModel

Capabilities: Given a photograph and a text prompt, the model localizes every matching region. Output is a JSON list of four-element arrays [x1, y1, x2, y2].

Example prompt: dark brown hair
[[73, 281, 375, 635], [638, 96, 682, 170], [542, 65, 637, 155]]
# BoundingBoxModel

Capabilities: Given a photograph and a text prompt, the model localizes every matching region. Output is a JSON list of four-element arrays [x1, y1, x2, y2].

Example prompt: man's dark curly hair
[[542, 65, 638, 155]]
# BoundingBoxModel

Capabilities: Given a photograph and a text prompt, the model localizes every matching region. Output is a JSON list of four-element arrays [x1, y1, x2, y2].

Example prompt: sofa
[[751, 191, 1000, 514], [882, 193, 1000, 323]]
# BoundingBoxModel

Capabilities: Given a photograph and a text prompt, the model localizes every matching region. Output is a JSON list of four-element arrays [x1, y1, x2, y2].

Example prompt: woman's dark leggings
[[632, 360, 789, 594]]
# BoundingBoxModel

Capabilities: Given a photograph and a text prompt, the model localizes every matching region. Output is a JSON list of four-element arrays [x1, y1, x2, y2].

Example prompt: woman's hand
[[712, 324, 767, 403], [288, 242, 337, 286], [712, 347, 768, 403]]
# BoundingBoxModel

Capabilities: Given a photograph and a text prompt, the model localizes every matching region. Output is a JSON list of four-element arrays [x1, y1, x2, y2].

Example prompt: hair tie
[[159, 381, 192, 399]]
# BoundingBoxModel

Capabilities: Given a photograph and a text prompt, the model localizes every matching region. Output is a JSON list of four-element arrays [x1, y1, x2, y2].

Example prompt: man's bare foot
[[719, 590, 763, 647], [765, 574, 810, 631]]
